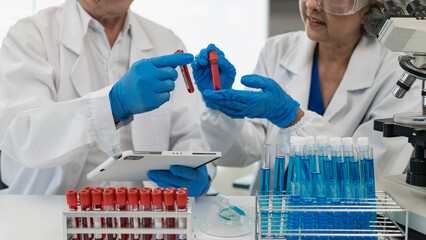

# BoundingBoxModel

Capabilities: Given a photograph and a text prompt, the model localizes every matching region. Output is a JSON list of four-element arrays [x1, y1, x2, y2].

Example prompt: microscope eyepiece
[[392, 72, 417, 98], [381, 0, 406, 18], [406, 0, 426, 18]]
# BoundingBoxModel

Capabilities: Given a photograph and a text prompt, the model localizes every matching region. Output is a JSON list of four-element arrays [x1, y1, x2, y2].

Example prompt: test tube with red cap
[[66, 190, 81, 240], [175, 49, 195, 93], [164, 191, 176, 240], [176, 190, 188, 240], [208, 50, 221, 91], [128, 189, 140, 240], [79, 190, 92, 240], [152, 191, 164, 240], [140, 189, 153, 240], [103, 191, 116, 240], [92, 190, 103, 240], [116, 189, 128, 240]]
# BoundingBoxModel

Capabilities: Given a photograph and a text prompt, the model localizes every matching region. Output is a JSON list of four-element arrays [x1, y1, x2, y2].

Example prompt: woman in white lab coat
[[194, 0, 420, 194], [0, 0, 212, 196]]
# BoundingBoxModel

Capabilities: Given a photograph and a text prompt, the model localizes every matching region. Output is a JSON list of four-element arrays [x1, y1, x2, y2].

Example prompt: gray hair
[[363, 0, 407, 37]]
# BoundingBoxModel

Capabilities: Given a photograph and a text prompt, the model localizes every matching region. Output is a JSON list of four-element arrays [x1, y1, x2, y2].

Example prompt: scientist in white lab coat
[[191, 0, 420, 194], [0, 0, 212, 196]]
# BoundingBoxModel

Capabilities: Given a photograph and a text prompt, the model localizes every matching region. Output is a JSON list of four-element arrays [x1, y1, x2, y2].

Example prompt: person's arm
[[0, 19, 121, 169]]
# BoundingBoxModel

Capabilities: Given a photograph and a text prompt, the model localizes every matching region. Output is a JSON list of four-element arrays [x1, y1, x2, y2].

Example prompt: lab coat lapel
[[279, 36, 317, 109], [59, 0, 92, 97], [324, 37, 375, 121]]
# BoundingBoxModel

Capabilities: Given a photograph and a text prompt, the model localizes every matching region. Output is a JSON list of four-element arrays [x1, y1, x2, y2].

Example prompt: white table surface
[[0, 195, 256, 240]]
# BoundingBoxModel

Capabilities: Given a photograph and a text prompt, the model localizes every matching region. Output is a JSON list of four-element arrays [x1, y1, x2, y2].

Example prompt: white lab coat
[[0, 0, 209, 194], [201, 31, 421, 195]]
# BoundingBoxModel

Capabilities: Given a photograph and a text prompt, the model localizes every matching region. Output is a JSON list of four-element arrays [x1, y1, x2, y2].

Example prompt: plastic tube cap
[[66, 190, 78, 206], [128, 191, 139, 205], [118, 187, 128, 193], [176, 191, 188, 207], [83, 186, 93, 192], [164, 191, 175, 206], [79, 190, 91, 206], [91, 190, 103, 206], [315, 136, 327, 145], [152, 191, 163, 207], [140, 190, 152, 206], [106, 187, 116, 193], [342, 137, 353, 146], [208, 50, 218, 62], [165, 187, 176, 193], [329, 137, 342, 146], [129, 187, 140, 193], [305, 136, 315, 145], [116, 190, 127, 205], [94, 187, 104, 192], [357, 137, 369, 146], [103, 191, 115, 206], [142, 187, 153, 193], [154, 187, 164, 193], [177, 188, 187, 193]]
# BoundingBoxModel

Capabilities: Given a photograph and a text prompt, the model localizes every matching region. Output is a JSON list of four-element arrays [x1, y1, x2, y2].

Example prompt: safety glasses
[[302, 0, 371, 15]]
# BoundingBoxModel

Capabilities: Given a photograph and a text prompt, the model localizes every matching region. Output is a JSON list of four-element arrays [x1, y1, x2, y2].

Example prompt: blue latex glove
[[147, 165, 210, 197], [192, 43, 236, 93], [202, 74, 300, 128], [109, 52, 194, 121]]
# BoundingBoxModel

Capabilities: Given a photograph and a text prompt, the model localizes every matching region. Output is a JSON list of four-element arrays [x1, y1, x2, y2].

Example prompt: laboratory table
[[0, 195, 255, 240]]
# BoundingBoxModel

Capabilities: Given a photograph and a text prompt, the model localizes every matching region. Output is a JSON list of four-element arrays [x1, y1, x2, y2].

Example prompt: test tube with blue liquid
[[286, 136, 299, 195], [288, 137, 304, 239], [273, 144, 286, 235], [301, 137, 314, 240], [342, 137, 358, 240], [260, 144, 272, 236], [313, 137, 328, 239], [329, 137, 345, 239]]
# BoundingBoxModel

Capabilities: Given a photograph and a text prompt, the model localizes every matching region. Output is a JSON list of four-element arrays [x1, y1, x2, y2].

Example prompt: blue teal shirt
[[308, 47, 325, 116]]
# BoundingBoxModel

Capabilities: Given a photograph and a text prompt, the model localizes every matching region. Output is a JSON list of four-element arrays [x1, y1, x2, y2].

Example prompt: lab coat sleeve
[[0, 18, 121, 169]]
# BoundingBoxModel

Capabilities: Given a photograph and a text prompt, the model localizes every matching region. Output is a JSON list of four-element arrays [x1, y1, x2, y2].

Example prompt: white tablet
[[87, 150, 221, 181]]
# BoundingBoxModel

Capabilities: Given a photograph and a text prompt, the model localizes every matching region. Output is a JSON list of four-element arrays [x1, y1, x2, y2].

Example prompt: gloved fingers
[[170, 165, 201, 180], [150, 79, 175, 93], [206, 43, 225, 56], [152, 179, 182, 189], [241, 74, 275, 91], [151, 66, 179, 80], [153, 92, 171, 106], [150, 52, 194, 68], [147, 170, 182, 188], [203, 89, 251, 102]]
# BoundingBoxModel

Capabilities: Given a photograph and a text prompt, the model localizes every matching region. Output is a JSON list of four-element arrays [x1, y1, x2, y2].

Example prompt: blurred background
[[0, 0, 304, 195]]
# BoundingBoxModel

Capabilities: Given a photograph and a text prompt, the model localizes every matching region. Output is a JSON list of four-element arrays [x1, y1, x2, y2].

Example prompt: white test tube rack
[[255, 191, 408, 240], [62, 197, 195, 240]]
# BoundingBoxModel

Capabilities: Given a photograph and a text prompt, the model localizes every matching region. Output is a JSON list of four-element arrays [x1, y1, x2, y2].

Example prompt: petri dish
[[200, 207, 255, 238]]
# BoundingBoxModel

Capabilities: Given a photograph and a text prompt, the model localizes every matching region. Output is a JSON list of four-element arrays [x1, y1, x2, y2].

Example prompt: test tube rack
[[255, 191, 408, 240], [62, 197, 195, 240]]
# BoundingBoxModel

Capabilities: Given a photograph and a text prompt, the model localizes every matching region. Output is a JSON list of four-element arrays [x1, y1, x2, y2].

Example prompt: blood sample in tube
[[175, 49, 195, 93], [164, 191, 176, 240], [152, 191, 164, 240], [116, 190, 128, 240], [103, 191, 116, 240], [140, 189, 152, 240], [208, 50, 221, 91], [79, 190, 92, 240], [67, 190, 81, 240], [128, 189, 140, 240]]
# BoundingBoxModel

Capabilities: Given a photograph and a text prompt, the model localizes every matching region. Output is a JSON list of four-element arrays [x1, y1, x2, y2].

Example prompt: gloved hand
[[202, 74, 300, 128], [109, 52, 194, 121], [147, 165, 210, 197], [192, 43, 236, 93]]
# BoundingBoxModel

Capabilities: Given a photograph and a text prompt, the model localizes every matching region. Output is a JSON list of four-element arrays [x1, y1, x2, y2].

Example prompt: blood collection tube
[[83, 186, 94, 192], [92, 190, 104, 240], [94, 187, 104, 192], [164, 191, 176, 240], [140, 189, 153, 240], [176, 191, 188, 240], [128, 189, 140, 240], [152, 191, 164, 240], [106, 187, 117, 195], [116, 190, 129, 240], [103, 191, 116, 240], [208, 50, 221, 91], [175, 49, 194, 93], [67, 190, 81, 240], [79, 190, 92, 240]]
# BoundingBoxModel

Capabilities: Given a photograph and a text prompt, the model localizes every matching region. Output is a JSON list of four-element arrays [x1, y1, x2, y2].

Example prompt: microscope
[[374, 0, 426, 235]]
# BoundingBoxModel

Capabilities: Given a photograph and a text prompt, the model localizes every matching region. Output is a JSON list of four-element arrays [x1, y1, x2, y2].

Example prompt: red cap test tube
[[103, 191, 115, 240], [208, 50, 221, 91], [79, 190, 92, 240], [175, 49, 195, 93], [140, 190, 152, 240], [176, 190, 188, 240], [164, 191, 176, 240], [116, 190, 128, 240], [66, 190, 80, 240]]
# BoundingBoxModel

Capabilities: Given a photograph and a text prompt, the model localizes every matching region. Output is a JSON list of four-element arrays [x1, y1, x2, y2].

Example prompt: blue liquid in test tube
[[273, 144, 286, 236], [342, 137, 358, 240], [288, 137, 304, 240], [260, 144, 272, 237]]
